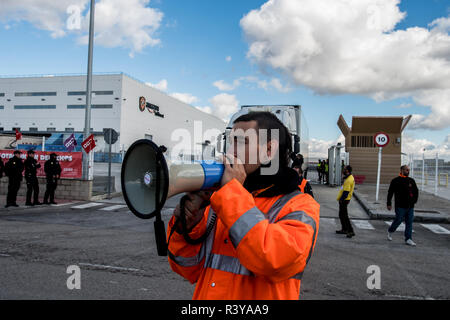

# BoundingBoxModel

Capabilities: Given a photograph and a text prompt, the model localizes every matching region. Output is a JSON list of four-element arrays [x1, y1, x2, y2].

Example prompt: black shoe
[[5, 204, 10, 208], [50, 201, 57, 205], [43, 201, 49, 205], [346, 231, 355, 238], [34, 202, 43, 205], [25, 202, 34, 206], [12, 203, 19, 207], [336, 230, 347, 234]]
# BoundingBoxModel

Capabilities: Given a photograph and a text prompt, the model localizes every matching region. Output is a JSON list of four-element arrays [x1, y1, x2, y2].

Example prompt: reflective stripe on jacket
[[167, 178, 320, 300]]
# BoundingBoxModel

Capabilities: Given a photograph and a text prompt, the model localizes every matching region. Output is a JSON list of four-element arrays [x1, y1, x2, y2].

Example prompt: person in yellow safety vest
[[325, 159, 329, 185], [292, 163, 314, 198], [167, 112, 320, 300], [317, 159, 322, 183], [336, 165, 355, 238]]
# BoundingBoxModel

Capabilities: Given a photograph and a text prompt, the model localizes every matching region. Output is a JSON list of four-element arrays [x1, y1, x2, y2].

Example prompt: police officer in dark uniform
[[5, 150, 24, 208], [44, 153, 61, 205], [24, 149, 42, 206], [0, 157, 4, 179]]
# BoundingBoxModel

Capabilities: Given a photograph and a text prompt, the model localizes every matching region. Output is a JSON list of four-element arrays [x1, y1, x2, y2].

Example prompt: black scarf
[[243, 166, 300, 197]]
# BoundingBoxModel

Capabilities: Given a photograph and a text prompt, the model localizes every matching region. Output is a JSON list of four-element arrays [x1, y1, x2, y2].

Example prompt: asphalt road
[[0, 189, 449, 300]]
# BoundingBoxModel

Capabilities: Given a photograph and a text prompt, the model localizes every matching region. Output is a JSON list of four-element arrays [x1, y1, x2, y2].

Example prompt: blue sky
[[0, 0, 449, 158]]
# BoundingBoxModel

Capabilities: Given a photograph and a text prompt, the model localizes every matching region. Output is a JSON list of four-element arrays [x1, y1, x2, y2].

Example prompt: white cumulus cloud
[[170, 92, 199, 105], [241, 0, 450, 130], [209, 93, 240, 121], [146, 79, 168, 92], [0, 0, 163, 56]]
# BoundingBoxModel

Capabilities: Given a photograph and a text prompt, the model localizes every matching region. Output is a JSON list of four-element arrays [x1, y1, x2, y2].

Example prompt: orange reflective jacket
[[299, 178, 308, 193], [167, 178, 320, 300]]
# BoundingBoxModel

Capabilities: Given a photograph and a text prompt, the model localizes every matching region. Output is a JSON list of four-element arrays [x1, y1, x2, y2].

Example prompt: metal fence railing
[[405, 154, 450, 200]]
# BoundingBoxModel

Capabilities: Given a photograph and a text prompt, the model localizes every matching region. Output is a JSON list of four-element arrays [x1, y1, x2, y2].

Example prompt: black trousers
[[7, 178, 21, 205], [44, 178, 58, 203], [339, 200, 354, 233], [26, 176, 40, 204]]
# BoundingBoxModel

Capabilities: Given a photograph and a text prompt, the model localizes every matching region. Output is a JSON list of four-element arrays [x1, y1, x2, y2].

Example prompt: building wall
[[0, 74, 123, 134], [349, 148, 400, 184]]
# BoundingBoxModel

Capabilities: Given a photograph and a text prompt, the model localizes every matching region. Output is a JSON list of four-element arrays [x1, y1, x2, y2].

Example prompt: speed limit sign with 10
[[374, 132, 390, 147]]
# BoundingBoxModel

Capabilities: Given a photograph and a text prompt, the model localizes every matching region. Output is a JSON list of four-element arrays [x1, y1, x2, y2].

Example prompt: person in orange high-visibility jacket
[[292, 163, 314, 198], [167, 112, 320, 300]]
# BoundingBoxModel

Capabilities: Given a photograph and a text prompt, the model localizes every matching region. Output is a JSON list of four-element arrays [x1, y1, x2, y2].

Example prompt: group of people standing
[[0, 150, 61, 208], [316, 159, 329, 184]]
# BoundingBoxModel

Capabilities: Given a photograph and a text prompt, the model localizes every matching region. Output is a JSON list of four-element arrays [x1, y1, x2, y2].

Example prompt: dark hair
[[27, 149, 35, 155], [233, 111, 292, 167], [345, 165, 352, 173], [13, 150, 21, 155], [400, 165, 408, 171]]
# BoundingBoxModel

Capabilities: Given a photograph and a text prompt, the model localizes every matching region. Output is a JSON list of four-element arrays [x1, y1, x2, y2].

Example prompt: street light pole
[[83, 0, 95, 180]]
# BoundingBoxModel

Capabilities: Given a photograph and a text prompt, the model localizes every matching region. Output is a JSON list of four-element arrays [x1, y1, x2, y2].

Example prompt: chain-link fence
[[404, 154, 450, 200]]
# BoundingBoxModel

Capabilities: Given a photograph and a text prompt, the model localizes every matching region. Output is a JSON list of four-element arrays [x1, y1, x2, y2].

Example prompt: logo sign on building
[[0, 150, 82, 179], [374, 132, 390, 147], [82, 134, 96, 154], [64, 133, 77, 152], [138, 96, 164, 118]]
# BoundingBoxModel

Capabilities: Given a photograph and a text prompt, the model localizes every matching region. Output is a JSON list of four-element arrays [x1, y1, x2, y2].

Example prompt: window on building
[[15, 92, 57, 96], [0, 128, 4, 131], [29, 127, 38, 132], [65, 128, 75, 132], [0, 93, 5, 97], [351, 135, 375, 148], [0, 105, 4, 109], [67, 90, 113, 95], [14, 105, 56, 109], [67, 104, 113, 109], [12, 127, 21, 131], [47, 127, 56, 131]]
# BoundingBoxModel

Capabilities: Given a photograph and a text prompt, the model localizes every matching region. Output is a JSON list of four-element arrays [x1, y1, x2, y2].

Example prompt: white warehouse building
[[0, 73, 226, 160]]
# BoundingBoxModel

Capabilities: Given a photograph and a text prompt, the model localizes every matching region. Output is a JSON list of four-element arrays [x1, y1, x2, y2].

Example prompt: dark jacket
[[44, 158, 62, 179], [299, 176, 314, 198], [0, 160, 4, 178], [24, 156, 41, 178], [5, 156, 24, 181], [387, 176, 419, 209]]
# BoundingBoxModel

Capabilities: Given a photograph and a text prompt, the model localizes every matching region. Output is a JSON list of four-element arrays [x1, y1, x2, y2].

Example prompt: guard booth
[[337, 114, 412, 184]]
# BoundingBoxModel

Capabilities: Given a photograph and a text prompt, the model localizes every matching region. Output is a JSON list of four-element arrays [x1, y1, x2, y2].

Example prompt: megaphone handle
[[154, 213, 168, 256]]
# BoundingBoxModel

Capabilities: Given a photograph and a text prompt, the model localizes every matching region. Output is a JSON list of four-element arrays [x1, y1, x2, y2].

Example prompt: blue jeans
[[388, 207, 414, 241]]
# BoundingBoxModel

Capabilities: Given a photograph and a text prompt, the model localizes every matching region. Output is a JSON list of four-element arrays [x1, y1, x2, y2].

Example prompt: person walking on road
[[5, 150, 24, 208], [0, 158, 4, 179], [387, 165, 419, 246], [336, 165, 355, 238], [24, 149, 42, 206], [43, 153, 61, 205], [317, 159, 322, 183]]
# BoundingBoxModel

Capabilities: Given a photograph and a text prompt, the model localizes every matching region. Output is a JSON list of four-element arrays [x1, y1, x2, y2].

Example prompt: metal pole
[[375, 147, 382, 202], [422, 152, 425, 191], [83, 0, 95, 180], [107, 129, 112, 199], [42, 136, 45, 152], [435, 152, 438, 196]]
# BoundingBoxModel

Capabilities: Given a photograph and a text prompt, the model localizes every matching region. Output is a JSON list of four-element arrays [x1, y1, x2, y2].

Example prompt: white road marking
[[99, 205, 128, 211], [351, 220, 375, 230], [420, 224, 450, 235], [50, 202, 79, 207], [384, 221, 415, 233], [71, 202, 103, 209], [78, 263, 142, 272], [320, 218, 336, 225]]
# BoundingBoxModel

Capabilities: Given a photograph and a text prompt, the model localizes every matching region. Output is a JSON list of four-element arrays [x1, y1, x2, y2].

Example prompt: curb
[[353, 191, 450, 224], [90, 192, 123, 201]]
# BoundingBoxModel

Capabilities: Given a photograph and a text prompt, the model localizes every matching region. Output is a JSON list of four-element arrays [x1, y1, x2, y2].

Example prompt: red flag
[[15, 128, 22, 140], [81, 134, 96, 154]]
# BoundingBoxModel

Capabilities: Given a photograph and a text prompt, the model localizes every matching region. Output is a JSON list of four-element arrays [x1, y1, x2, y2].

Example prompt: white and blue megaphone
[[121, 139, 224, 220], [121, 139, 224, 255]]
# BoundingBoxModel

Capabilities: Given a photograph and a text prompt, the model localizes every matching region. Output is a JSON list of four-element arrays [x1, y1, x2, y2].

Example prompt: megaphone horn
[[121, 139, 224, 220]]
